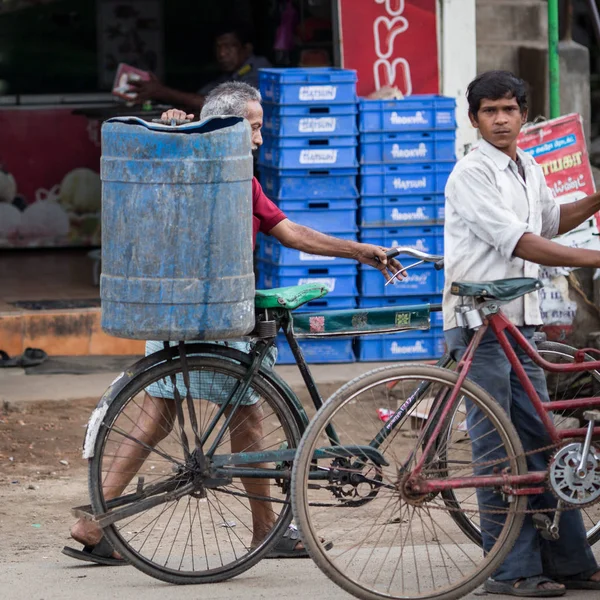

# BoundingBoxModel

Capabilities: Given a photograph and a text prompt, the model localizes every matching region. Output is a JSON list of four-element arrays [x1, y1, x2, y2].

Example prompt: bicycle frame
[[408, 307, 600, 496], [183, 303, 454, 478]]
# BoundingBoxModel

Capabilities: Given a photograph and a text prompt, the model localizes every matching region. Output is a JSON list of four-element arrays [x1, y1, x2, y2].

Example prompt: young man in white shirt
[[444, 70, 600, 597]]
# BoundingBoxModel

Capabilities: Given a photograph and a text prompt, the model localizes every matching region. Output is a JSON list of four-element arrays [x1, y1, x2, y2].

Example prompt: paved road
[[1, 554, 598, 600]]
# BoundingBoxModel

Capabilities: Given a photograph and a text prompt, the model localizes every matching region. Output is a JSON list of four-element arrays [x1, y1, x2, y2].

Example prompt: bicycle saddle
[[450, 277, 543, 302], [255, 283, 329, 310]]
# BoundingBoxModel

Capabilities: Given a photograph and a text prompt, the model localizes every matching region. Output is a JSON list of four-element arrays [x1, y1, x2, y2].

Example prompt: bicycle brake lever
[[385, 260, 424, 286]]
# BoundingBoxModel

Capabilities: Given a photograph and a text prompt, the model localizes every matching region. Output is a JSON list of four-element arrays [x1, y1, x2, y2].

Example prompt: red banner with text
[[337, 0, 439, 97], [518, 113, 598, 332], [518, 113, 598, 232]]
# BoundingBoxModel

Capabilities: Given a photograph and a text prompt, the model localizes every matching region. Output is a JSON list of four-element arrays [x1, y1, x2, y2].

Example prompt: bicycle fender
[[82, 343, 309, 458]]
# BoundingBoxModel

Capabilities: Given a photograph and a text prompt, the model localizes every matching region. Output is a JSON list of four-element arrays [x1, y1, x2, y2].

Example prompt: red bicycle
[[292, 275, 600, 600]]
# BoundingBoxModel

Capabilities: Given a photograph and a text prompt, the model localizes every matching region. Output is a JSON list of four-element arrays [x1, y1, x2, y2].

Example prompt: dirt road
[[1, 398, 599, 600]]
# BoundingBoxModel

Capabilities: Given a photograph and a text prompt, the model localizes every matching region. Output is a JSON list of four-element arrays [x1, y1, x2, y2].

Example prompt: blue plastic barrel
[[100, 116, 255, 340]]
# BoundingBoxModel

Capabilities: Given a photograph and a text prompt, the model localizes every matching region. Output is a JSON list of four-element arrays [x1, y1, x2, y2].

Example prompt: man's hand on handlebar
[[160, 109, 194, 124], [353, 243, 406, 283]]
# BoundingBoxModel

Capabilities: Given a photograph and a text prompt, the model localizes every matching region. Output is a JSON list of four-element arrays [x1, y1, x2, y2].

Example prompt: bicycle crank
[[549, 411, 600, 507]]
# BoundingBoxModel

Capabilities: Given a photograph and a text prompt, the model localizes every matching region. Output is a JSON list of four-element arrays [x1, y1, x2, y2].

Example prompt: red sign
[[518, 114, 598, 229], [0, 107, 101, 248], [337, 0, 439, 97]]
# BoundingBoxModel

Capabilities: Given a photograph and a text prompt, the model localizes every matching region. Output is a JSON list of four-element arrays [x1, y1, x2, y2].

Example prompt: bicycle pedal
[[532, 513, 557, 540], [532, 513, 551, 531], [70, 504, 94, 520], [583, 410, 600, 422]]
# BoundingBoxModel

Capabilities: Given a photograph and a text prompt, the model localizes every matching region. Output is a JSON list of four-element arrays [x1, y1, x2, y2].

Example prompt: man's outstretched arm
[[269, 219, 404, 282], [557, 192, 600, 235], [513, 232, 600, 267]]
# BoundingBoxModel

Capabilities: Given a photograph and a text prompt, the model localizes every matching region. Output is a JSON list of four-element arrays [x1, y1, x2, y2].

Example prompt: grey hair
[[200, 81, 262, 119]]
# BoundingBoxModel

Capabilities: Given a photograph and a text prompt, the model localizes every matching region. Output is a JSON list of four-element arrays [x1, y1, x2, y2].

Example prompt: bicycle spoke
[[90, 354, 298, 584], [293, 365, 526, 600]]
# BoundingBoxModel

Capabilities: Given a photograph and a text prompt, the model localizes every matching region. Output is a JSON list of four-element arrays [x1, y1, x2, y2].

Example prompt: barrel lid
[[104, 115, 245, 134]]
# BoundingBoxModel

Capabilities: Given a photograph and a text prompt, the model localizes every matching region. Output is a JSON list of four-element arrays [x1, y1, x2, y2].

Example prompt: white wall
[[439, 0, 479, 158]]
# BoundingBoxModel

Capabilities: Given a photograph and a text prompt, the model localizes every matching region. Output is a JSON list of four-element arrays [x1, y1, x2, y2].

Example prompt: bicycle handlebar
[[385, 247, 444, 271]]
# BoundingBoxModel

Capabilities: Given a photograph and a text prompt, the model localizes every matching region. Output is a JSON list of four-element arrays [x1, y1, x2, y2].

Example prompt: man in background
[[130, 24, 270, 112]]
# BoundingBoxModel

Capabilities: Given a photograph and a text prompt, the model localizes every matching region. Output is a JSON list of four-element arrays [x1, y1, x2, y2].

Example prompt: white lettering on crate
[[299, 117, 337, 133], [300, 252, 336, 261], [372, 1, 413, 95], [391, 143, 428, 159], [390, 111, 428, 126], [300, 149, 339, 165], [299, 86, 337, 101], [298, 277, 336, 291], [393, 176, 427, 191], [392, 238, 430, 253], [391, 207, 428, 221], [390, 340, 427, 355]]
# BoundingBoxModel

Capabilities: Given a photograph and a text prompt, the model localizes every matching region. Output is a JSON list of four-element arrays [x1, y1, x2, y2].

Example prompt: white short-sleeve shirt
[[443, 138, 560, 329]]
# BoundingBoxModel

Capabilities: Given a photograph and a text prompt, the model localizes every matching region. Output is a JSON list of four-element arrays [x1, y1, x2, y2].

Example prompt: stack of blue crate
[[356, 95, 457, 361], [256, 68, 359, 364]]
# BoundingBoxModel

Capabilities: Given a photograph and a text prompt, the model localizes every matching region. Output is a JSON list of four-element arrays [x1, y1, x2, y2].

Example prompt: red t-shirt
[[252, 177, 286, 249]]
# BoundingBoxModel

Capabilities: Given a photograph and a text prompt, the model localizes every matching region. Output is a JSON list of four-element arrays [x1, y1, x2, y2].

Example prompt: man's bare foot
[[70, 518, 121, 560]]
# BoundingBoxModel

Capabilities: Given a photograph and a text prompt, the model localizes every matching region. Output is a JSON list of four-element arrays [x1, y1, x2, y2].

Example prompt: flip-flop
[[264, 525, 333, 559], [61, 537, 126, 566], [0, 350, 19, 368], [19, 348, 47, 367], [0, 348, 47, 368], [484, 576, 566, 597]]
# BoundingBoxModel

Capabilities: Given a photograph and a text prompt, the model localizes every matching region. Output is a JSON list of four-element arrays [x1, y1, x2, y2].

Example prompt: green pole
[[548, 0, 560, 118]]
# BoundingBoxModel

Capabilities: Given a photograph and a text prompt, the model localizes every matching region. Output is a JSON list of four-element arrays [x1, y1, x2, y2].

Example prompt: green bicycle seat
[[450, 277, 543, 302], [254, 283, 329, 310]]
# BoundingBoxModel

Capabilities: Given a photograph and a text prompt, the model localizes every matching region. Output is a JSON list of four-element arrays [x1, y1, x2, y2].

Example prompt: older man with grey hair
[[64, 81, 401, 565]]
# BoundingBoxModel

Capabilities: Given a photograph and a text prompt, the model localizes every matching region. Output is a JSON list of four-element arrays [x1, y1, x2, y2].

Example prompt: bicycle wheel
[[88, 354, 300, 584], [291, 364, 527, 600], [443, 341, 600, 546]]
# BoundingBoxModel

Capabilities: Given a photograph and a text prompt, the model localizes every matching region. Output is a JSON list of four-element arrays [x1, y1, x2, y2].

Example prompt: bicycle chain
[[210, 439, 599, 514]]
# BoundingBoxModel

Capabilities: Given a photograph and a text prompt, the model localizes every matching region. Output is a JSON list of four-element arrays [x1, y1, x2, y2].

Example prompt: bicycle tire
[[89, 354, 301, 584], [442, 341, 600, 547], [292, 364, 527, 600]]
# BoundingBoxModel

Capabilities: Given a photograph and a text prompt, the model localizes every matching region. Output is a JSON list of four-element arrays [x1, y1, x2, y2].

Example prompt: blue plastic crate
[[360, 163, 454, 196], [259, 166, 358, 201], [359, 195, 443, 227], [358, 295, 443, 327], [263, 103, 358, 137], [358, 328, 443, 361], [360, 131, 456, 164], [276, 334, 356, 364], [262, 134, 357, 149], [360, 265, 443, 296], [437, 199, 445, 221], [258, 232, 358, 266], [259, 136, 358, 170], [280, 206, 357, 233], [259, 68, 357, 105], [435, 329, 447, 356], [358, 96, 456, 132], [259, 167, 358, 201], [360, 225, 444, 255], [278, 197, 357, 211], [256, 262, 358, 297]]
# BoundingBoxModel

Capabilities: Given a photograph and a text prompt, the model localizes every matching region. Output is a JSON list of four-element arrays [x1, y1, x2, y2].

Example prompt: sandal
[[556, 568, 600, 590], [61, 537, 127, 566], [0, 348, 47, 368], [484, 576, 566, 597], [265, 525, 333, 559]]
